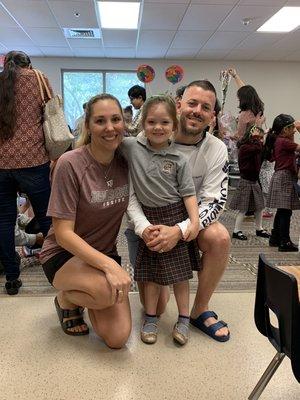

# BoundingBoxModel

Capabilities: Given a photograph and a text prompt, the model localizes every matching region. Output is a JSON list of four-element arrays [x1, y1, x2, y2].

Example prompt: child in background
[[230, 124, 270, 240], [265, 114, 300, 251], [122, 95, 200, 346]]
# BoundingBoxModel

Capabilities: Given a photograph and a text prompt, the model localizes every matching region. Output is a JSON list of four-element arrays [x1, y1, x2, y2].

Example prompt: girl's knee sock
[[234, 212, 245, 233], [254, 210, 263, 231]]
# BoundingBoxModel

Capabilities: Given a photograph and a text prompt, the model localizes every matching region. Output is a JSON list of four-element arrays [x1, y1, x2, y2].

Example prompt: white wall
[[32, 56, 300, 141]]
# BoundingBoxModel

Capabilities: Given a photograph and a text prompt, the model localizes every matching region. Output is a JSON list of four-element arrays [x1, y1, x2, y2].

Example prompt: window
[[62, 70, 142, 129]]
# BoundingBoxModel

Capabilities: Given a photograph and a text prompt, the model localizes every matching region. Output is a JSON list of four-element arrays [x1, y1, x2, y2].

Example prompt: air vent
[[63, 28, 101, 39]]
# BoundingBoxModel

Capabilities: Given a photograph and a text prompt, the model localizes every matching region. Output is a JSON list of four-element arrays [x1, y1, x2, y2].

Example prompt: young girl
[[265, 114, 300, 251], [122, 95, 200, 346], [229, 124, 270, 240]]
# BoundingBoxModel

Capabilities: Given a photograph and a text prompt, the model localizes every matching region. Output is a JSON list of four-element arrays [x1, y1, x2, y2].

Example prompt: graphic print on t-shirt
[[91, 184, 129, 208]]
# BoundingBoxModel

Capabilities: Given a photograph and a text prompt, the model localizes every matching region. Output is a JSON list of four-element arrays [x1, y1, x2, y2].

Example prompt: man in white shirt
[[128, 80, 230, 342]]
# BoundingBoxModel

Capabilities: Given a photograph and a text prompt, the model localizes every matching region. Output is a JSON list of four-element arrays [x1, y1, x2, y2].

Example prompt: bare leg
[[144, 282, 161, 315], [137, 282, 170, 315], [191, 221, 231, 337], [173, 280, 189, 316], [53, 256, 131, 346]]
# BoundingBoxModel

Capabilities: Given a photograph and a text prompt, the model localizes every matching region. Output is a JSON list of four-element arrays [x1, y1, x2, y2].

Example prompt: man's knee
[[198, 222, 230, 251]]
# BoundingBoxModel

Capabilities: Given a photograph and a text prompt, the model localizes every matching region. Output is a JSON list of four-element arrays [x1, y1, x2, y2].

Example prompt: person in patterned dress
[[0, 51, 53, 295]]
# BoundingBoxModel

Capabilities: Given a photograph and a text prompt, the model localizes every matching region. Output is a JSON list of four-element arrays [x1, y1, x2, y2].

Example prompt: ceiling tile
[[224, 48, 262, 60], [138, 31, 175, 48], [171, 31, 213, 49], [236, 32, 285, 51], [0, 43, 8, 52], [136, 48, 167, 58], [105, 48, 136, 58], [191, 0, 236, 3], [219, 5, 283, 32], [202, 31, 249, 50], [25, 27, 68, 46], [67, 38, 103, 48], [238, 0, 286, 5], [39, 46, 74, 57], [102, 30, 137, 47], [72, 47, 105, 57], [0, 4, 19, 27], [269, 30, 300, 52], [17, 46, 45, 57], [48, 0, 98, 28], [141, 3, 188, 30], [195, 49, 230, 60], [144, 0, 189, 3], [284, 51, 300, 61], [253, 49, 292, 61], [2, 0, 58, 28], [166, 48, 199, 59], [0, 27, 35, 46], [179, 4, 234, 30]]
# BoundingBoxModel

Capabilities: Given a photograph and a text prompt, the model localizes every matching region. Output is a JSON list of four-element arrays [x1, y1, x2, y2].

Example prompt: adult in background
[[40, 94, 131, 348], [126, 85, 146, 136], [127, 80, 231, 342], [0, 51, 52, 295]]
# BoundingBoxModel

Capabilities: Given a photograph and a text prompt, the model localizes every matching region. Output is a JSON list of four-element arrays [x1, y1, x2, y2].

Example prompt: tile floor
[[0, 292, 299, 400]]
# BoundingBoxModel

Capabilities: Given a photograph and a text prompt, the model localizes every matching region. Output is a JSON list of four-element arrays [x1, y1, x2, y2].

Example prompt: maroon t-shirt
[[274, 137, 298, 174], [40, 146, 129, 263]]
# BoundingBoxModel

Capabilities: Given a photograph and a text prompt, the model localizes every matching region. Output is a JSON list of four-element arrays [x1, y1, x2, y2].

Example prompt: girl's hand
[[182, 221, 200, 242], [142, 225, 160, 243], [228, 68, 237, 77], [104, 260, 131, 304]]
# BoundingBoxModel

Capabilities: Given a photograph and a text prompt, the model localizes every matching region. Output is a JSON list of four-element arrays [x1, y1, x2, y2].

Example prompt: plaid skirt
[[229, 178, 264, 212], [266, 169, 300, 210], [134, 200, 202, 286]]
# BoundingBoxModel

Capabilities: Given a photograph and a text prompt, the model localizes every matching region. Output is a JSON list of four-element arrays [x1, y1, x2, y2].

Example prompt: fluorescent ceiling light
[[257, 7, 300, 32], [97, 2, 140, 29]]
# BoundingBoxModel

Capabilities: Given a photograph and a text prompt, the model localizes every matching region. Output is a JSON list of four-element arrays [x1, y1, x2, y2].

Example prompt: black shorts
[[42, 250, 121, 286]]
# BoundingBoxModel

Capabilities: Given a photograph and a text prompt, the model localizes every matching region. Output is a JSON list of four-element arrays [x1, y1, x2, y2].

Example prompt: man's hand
[[145, 225, 182, 252]]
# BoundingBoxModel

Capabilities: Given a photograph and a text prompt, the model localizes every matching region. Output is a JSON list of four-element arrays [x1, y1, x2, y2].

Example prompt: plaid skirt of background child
[[134, 200, 202, 286], [229, 178, 264, 212], [266, 169, 300, 210]]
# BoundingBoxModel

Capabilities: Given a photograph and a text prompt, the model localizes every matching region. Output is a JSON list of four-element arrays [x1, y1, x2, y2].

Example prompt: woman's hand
[[142, 225, 160, 243], [104, 260, 131, 304]]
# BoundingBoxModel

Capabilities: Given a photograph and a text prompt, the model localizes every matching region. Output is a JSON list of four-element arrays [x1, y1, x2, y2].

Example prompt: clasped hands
[[142, 222, 199, 253]]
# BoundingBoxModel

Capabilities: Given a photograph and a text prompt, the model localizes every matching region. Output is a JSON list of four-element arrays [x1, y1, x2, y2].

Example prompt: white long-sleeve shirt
[[127, 132, 229, 236]]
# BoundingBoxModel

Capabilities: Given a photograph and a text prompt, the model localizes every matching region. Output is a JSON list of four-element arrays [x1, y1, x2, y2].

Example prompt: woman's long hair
[[262, 114, 295, 161], [0, 51, 31, 143], [76, 93, 123, 148], [237, 85, 264, 116]]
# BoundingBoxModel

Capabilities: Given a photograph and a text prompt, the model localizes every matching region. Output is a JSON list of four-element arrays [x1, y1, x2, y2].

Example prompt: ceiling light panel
[[258, 7, 300, 32], [97, 2, 140, 29]]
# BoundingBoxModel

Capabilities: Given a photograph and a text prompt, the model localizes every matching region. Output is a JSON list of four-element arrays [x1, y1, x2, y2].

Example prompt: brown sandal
[[54, 296, 89, 336]]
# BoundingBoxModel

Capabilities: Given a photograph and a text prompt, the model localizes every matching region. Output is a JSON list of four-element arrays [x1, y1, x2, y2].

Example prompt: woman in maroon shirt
[[265, 114, 300, 251], [230, 124, 270, 240], [0, 51, 52, 294]]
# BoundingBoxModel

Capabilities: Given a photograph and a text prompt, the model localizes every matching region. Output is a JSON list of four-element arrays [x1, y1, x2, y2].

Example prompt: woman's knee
[[99, 324, 131, 349]]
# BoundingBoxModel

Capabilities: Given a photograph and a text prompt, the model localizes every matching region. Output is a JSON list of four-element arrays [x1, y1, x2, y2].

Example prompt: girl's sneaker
[[140, 316, 158, 344], [172, 318, 190, 345], [262, 211, 273, 218], [22, 245, 41, 258]]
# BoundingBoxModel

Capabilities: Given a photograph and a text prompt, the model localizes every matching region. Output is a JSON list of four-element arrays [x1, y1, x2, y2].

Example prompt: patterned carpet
[[1, 188, 299, 296]]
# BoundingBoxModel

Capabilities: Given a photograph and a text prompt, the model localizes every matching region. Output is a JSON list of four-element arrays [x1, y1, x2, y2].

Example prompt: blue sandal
[[190, 311, 230, 342]]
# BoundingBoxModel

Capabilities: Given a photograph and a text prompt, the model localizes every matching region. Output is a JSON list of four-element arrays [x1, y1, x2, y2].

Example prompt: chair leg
[[248, 352, 285, 400]]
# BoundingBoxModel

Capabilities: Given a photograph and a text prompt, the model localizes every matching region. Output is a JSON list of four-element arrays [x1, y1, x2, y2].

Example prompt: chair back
[[254, 254, 300, 382]]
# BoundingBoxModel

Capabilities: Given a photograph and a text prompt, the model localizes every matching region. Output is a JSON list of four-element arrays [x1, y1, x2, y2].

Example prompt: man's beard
[[179, 114, 205, 137]]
